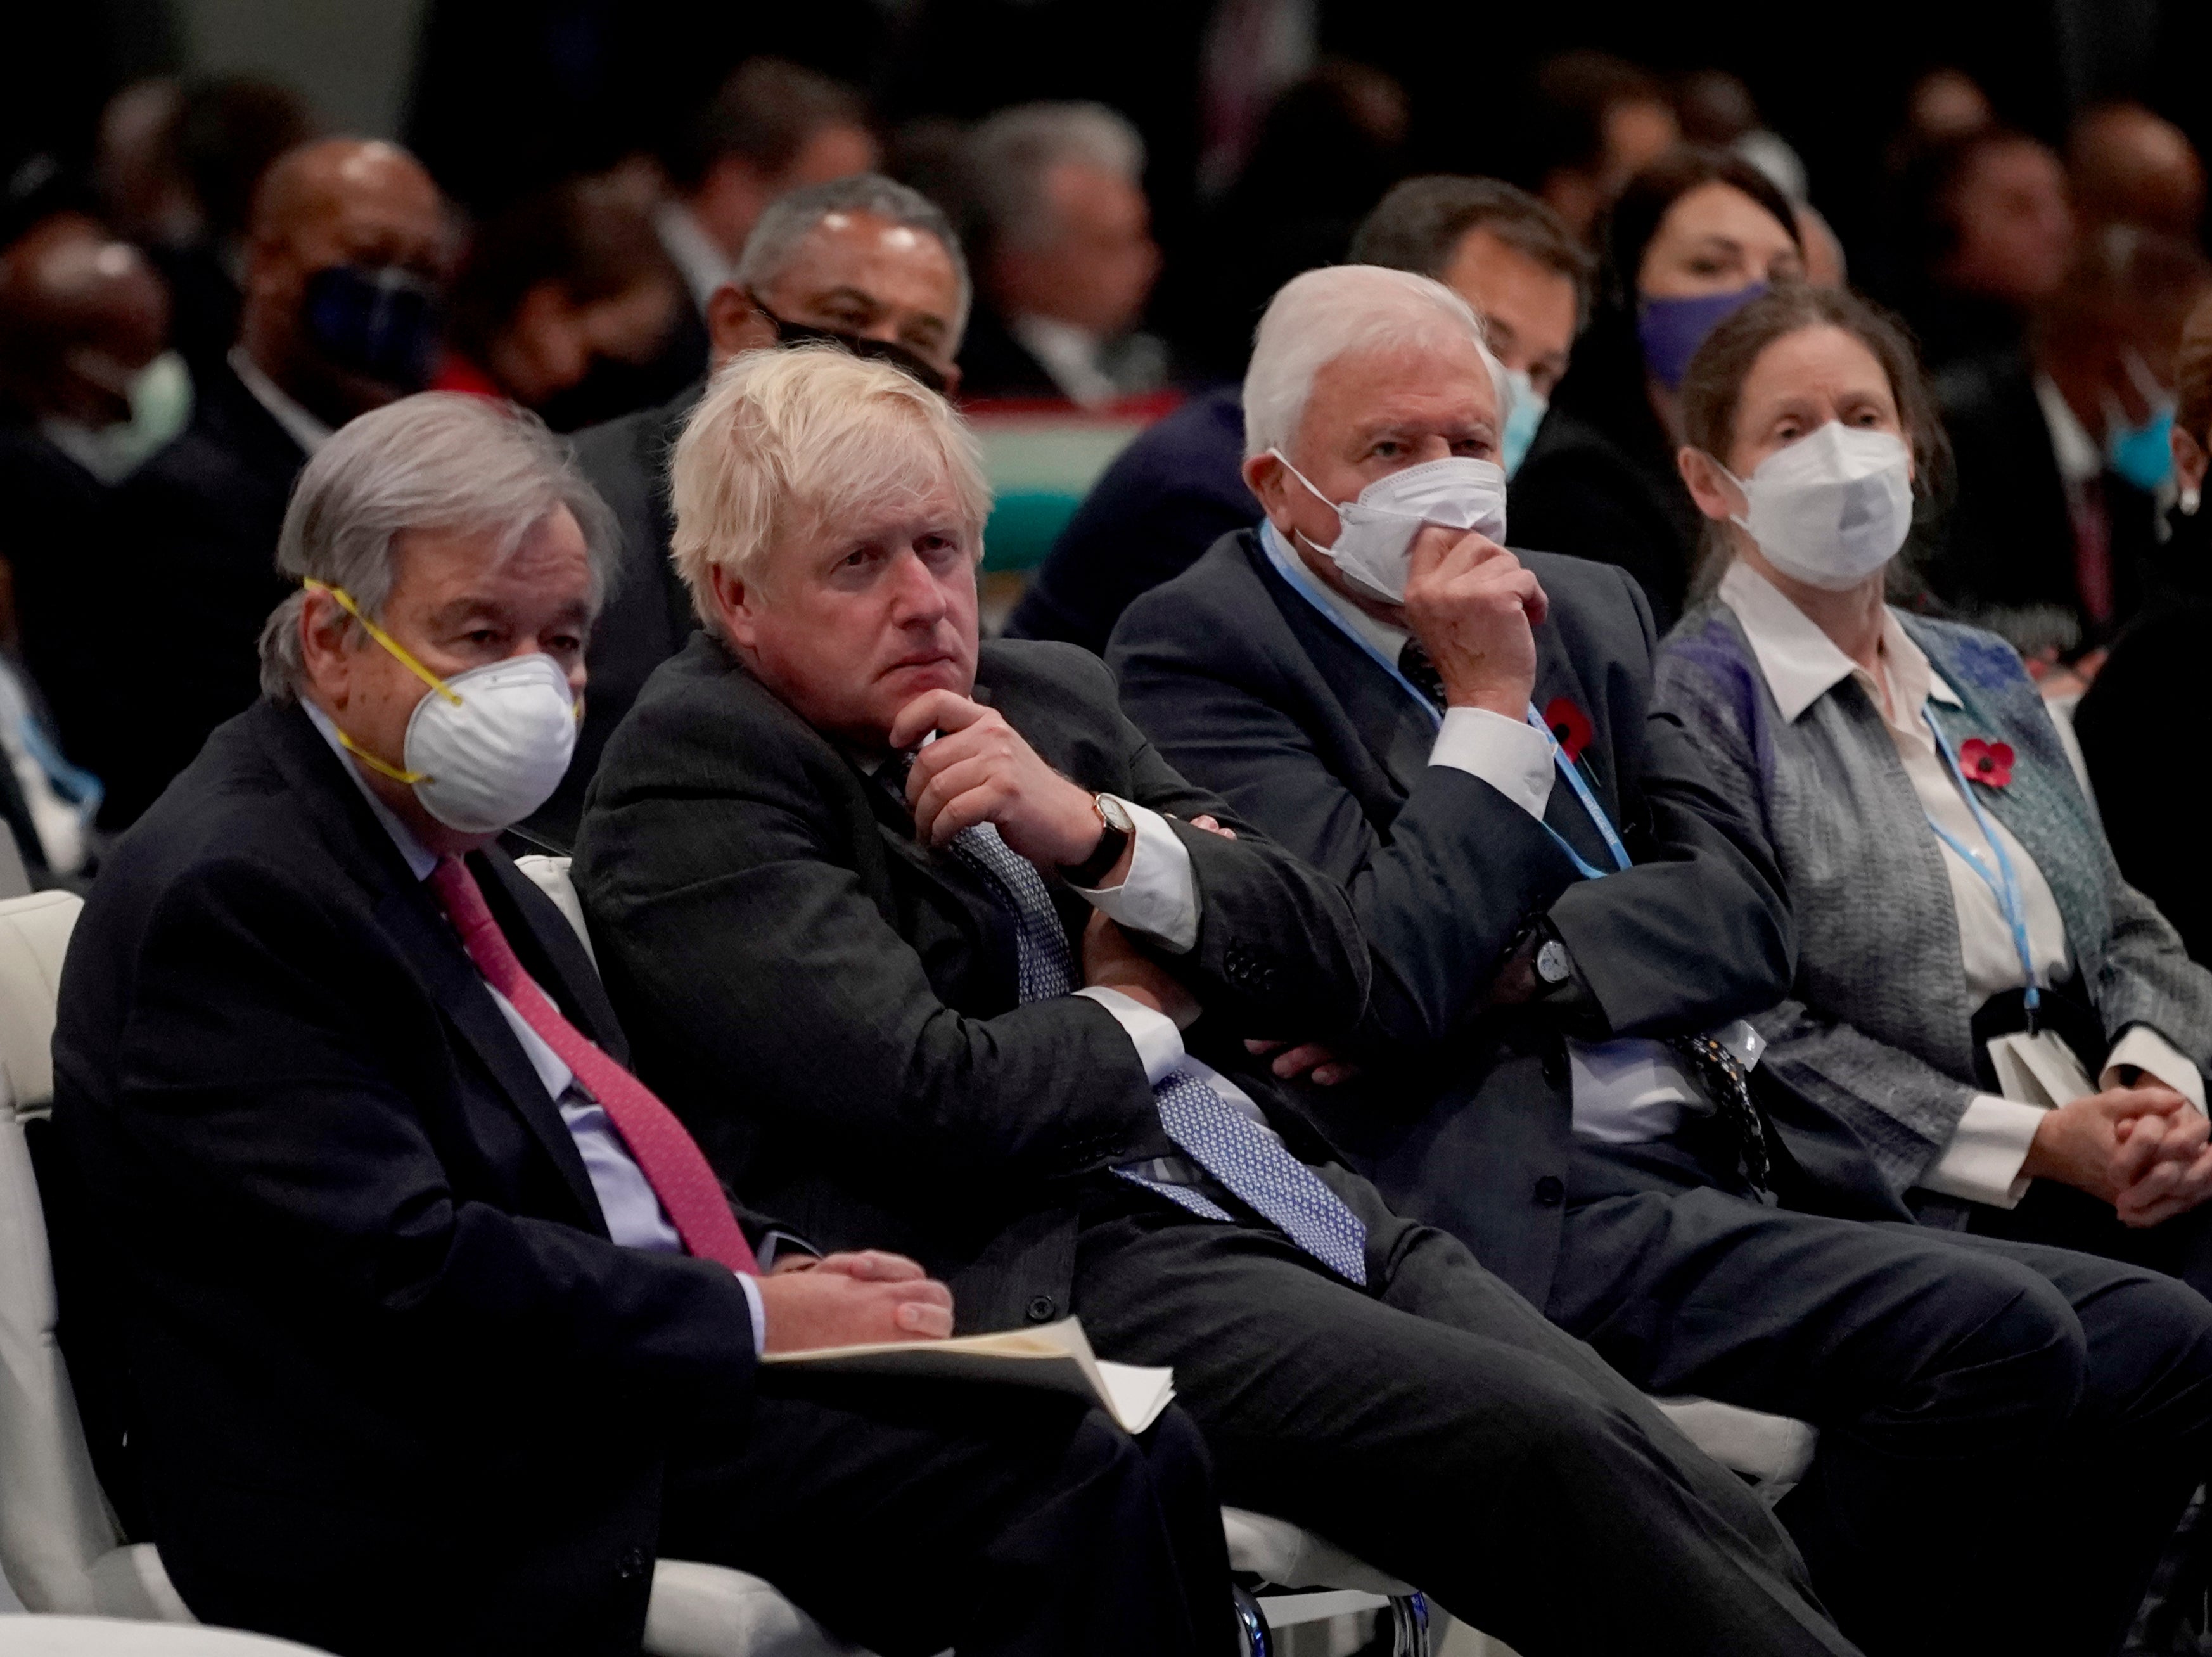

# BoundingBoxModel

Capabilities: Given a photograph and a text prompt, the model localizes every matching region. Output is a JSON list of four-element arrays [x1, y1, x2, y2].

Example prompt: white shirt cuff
[[1073, 985, 1186, 1085], [2103, 1025, 2208, 1113], [736, 1269, 767, 1359], [1430, 706, 1555, 821], [1917, 1094, 2046, 1208], [1072, 798, 1197, 954]]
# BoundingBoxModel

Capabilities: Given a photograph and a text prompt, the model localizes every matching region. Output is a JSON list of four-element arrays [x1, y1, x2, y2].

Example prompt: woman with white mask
[[1652, 285, 2212, 1296]]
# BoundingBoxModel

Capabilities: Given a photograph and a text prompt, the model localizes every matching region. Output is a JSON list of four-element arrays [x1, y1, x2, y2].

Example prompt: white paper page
[[1095, 1360, 1177, 1435]]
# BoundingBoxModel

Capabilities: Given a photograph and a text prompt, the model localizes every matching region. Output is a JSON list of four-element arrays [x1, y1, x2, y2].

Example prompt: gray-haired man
[[542, 172, 970, 841]]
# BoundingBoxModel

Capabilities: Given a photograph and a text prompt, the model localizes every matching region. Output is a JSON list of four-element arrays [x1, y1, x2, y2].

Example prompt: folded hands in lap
[[756, 1250, 954, 1352]]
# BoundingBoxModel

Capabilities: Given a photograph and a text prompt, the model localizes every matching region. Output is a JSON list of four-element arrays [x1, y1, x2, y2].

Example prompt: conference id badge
[[1986, 1028, 2096, 1111]]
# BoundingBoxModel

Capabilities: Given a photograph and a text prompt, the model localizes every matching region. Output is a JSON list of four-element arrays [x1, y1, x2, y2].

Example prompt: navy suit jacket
[[1109, 530, 1798, 1302], [53, 699, 762, 1654]]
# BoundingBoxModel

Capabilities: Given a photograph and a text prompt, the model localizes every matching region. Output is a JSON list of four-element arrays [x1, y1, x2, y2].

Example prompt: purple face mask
[[1637, 282, 1767, 392]]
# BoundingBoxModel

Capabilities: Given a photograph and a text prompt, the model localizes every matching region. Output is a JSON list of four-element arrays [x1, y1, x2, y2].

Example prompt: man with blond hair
[[575, 343, 1864, 1656]]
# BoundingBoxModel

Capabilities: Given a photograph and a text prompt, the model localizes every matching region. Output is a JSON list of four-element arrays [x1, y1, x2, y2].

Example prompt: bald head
[[2069, 103, 2206, 241], [0, 213, 170, 423], [240, 139, 450, 428]]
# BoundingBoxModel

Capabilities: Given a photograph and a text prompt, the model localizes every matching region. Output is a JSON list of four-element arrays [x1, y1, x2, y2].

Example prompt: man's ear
[[2175, 425, 2210, 497], [1243, 449, 1291, 522], [297, 587, 359, 709], [706, 283, 777, 369], [709, 562, 760, 651], [1677, 446, 1744, 523]]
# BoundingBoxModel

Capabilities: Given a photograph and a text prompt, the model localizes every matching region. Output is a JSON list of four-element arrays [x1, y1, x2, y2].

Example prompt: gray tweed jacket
[[1654, 594, 2212, 1204]]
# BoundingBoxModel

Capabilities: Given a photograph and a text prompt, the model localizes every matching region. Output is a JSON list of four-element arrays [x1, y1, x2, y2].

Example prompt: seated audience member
[[1006, 177, 1589, 653], [2076, 290, 2212, 963], [1511, 147, 1803, 632], [435, 176, 683, 432], [545, 173, 968, 842], [1516, 52, 1680, 246], [0, 210, 186, 798], [650, 58, 878, 374], [2067, 101, 2204, 243], [956, 103, 1165, 406], [54, 391, 1229, 1657], [1886, 127, 2075, 372], [1108, 264, 2212, 1657], [1929, 224, 2210, 662], [573, 345, 1862, 1656], [1656, 285, 2212, 1300], [103, 136, 448, 828]]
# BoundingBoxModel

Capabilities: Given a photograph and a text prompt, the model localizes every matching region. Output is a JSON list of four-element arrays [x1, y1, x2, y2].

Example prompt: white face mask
[[1721, 423, 1914, 591], [1499, 366, 1548, 478], [39, 350, 193, 484], [1270, 449, 1509, 602]]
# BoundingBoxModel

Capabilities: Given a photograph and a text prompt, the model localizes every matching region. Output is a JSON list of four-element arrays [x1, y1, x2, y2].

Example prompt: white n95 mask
[[1271, 449, 1509, 603], [1722, 423, 1913, 591], [307, 580, 580, 833]]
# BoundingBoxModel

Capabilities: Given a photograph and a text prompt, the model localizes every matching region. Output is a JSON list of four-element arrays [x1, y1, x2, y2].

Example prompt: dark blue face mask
[[302, 264, 441, 392], [1637, 282, 1767, 392]]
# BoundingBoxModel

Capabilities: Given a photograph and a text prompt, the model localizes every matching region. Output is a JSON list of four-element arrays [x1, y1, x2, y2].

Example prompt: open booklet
[[1987, 1028, 2097, 1110], [762, 1315, 1176, 1435]]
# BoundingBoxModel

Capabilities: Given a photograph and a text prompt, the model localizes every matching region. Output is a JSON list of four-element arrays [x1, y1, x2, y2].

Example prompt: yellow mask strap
[[304, 579, 464, 707], [333, 727, 429, 786]]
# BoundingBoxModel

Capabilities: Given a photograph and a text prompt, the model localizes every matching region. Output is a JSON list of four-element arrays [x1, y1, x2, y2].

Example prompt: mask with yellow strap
[[308, 579, 580, 834]]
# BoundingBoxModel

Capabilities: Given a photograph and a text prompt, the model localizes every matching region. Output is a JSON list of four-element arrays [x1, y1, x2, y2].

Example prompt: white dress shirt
[[303, 703, 766, 1351], [1718, 559, 2204, 1207], [1259, 520, 1737, 1144], [654, 202, 736, 316], [229, 346, 332, 456], [1007, 314, 1122, 409]]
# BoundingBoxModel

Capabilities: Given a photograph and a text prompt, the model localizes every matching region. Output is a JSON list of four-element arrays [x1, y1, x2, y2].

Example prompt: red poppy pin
[[1959, 737, 2014, 789], [1544, 696, 1594, 764]]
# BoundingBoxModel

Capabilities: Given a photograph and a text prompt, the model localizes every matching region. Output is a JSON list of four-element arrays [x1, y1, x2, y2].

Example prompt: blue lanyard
[[1260, 521, 1631, 881], [1922, 710, 2041, 1025]]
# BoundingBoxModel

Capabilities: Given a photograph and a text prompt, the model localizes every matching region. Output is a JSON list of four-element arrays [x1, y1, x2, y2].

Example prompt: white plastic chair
[[0, 890, 862, 1656], [0, 1616, 335, 1655]]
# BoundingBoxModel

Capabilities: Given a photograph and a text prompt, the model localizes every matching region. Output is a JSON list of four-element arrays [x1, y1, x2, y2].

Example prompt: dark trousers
[[1071, 1164, 1861, 1657], [1549, 1141, 2212, 1657], [663, 1379, 1231, 1657]]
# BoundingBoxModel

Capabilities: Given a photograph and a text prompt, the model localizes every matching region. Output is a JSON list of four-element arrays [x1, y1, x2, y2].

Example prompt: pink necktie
[[428, 856, 759, 1276]]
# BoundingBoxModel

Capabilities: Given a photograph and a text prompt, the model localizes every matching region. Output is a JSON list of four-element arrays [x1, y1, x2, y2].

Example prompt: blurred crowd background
[[3, 0, 2210, 914]]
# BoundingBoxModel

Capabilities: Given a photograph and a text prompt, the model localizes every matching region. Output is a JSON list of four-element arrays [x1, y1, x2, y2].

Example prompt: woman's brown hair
[[1677, 285, 1952, 578]]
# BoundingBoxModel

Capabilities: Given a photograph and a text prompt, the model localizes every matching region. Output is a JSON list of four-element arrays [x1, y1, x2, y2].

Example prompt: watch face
[[1097, 794, 1135, 835], [1535, 938, 1572, 986]]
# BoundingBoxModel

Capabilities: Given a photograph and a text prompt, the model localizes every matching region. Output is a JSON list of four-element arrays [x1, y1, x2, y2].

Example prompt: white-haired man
[[1108, 263, 2212, 1657], [53, 392, 1232, 1657], [575, 343, 1864, 1655], [957, 102, 1165, 404]]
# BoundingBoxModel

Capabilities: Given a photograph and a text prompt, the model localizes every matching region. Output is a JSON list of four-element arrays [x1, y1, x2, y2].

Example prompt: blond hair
[[670, 344, 993, 624]]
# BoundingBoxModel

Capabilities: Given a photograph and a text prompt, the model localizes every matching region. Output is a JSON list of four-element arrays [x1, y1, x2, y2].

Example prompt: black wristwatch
[[1059, 793, 1135, 886]]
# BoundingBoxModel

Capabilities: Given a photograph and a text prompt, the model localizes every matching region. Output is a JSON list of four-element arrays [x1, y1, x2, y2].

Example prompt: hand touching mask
[[1270, 449, 1509, 603]]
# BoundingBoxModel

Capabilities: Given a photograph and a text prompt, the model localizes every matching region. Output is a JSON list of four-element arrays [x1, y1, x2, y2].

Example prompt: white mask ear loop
[[1267, 448, 1343, 549]]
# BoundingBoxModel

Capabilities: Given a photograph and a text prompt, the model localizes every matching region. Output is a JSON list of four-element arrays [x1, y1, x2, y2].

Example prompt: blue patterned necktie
[[945, 816, 1367, 1285]]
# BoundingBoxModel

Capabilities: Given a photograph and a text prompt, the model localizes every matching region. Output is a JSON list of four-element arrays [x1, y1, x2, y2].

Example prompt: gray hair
[[1243, 264, 1509, 461], [734, 172, 972, 339], [966, 102, 1144, 251], [258, 392, 620, 703]]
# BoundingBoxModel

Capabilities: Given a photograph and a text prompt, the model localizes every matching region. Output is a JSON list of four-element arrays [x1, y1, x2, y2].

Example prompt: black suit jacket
[[53, 699, 761, 1655], [102, 361, 307, 827], [1108, 531, 1796, 1303], [574, 633, 1369, 1333], [1929, 346, 2158, 653], [532, 384, 701, 845], [0, 427, 119, 782]]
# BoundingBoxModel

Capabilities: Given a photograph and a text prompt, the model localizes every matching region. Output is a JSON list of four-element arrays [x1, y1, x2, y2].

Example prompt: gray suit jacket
[[1109, 530, 1806, 1303], [1655, 597, 2212, 1206]]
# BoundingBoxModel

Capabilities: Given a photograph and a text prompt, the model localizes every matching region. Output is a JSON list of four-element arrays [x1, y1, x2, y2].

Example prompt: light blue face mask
[[1499, 366, 1548, 478], [2106, 403, 2175, 494]]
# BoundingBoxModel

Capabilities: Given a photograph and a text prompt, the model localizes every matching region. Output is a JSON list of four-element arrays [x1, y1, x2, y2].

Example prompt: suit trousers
[[1547, 1140, 2212, 1657], [660, 1378, 1229, 1657], [1070, 1163, 1860, 1657]]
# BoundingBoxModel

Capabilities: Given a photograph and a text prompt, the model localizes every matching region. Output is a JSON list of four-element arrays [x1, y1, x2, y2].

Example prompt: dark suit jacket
[[954, 302, 1066, 401], [53, 699, 761, 1656], [1929, 346, 2158, 653], [533, 383, 701, 845], [573, 632, 1369, 1333], [1108, 531, 1796, 1303], [0, 427, 118, 781], [102, 361, 307, 828], [1004, 387, 1258, 655]]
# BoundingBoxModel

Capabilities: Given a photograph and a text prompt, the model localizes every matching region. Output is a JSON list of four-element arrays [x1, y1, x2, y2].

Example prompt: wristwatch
[[1535, 937, 1575, 989], [1059, 793, 1135, 886]]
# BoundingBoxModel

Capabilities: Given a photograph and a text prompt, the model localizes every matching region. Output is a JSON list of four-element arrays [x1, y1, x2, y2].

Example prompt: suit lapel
[[857, 751, 1025, 1013]]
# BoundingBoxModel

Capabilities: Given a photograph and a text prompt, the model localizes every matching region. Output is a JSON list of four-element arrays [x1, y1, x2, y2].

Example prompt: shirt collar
[[229, 345, 332, 456], [1258, 518, 1414, 668], [302, 699, 440, 881], [2033, 371, 2103, 487], [654, 201, 736, 315], [1007, 314, 1117, 407], [1717, 557, 1960, 727]]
